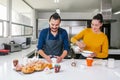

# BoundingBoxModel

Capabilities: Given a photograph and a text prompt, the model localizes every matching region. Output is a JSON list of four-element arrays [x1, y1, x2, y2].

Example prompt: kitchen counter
[[1, 58, 120, 80], [0, 44, 36, 63], [0, 45, 120, 80]]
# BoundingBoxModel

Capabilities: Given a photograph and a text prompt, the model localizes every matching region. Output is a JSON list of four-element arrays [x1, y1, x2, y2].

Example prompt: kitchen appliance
[[21, 37, 31, 49], [4, 42, 22, 52], [0, 49, 10, 55], [13, 37, 31, 49]]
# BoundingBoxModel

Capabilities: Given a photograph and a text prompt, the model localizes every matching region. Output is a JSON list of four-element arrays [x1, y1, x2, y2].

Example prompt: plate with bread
[[13, 59, 53, 74]]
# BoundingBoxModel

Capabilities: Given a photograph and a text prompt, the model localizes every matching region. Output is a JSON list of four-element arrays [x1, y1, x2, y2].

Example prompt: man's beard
[[51, 28, 58, 32]]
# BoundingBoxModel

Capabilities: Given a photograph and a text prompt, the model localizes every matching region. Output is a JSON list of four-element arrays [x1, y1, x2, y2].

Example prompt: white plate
[[81, 50, 93, 57]]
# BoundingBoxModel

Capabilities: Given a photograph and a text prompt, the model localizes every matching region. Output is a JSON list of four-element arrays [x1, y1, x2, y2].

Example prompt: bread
[[46, 63, 52, 69], [17, 60, 52, 74], [15, 64, 23, 71], [21, 66, 34, 74], [34, 63, 44, 71]]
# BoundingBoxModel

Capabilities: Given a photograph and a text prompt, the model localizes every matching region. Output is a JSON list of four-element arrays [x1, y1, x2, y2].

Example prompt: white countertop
[[0, 44, 36, 63], [1, 58, 120, 80], [0, 45, 120, 80]]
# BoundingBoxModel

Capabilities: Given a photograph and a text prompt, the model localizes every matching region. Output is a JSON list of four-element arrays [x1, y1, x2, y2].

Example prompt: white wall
[[111, 14, 120, 48]]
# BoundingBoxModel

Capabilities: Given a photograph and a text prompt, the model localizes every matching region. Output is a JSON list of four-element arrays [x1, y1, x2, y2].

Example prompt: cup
[[13, 59, 18, 67], [107, 58, 115, 68], [51, 58, 57, 67], [71, 58, 76, 67], [54, 64, 61, 73], [22, 57, 28, 65], [51, 58, 57, 63], [86, 58, 93, 67]]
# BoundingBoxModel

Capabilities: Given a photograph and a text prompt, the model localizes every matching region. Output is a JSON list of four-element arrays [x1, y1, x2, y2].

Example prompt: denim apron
[[43, 30, 63, 56]]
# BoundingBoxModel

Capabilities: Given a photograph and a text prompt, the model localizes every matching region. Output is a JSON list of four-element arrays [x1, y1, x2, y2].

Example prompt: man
[[37, 13, 70, 63]]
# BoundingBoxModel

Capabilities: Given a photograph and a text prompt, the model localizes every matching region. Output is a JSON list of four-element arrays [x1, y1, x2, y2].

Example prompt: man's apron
[[43, 30, 63, 56]]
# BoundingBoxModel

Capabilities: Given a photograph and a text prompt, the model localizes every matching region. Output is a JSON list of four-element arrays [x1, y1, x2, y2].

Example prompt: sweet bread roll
[[43, 63, 48, 68], [42, 63, 52, 69], [34, 63, 44, 71], [15, 64, 23, 71], [46, 63, 52, 69], [21, 66, 34, 74]]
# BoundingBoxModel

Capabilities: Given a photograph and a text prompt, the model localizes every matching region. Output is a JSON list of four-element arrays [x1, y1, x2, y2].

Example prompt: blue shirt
[[37, 27, 70, 52]]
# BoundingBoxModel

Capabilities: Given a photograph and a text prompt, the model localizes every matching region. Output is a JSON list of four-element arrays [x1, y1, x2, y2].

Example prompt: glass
[[86, 58, 93, 67], [54, 64, 61, 73], [107, 58, 115, 68], [34, 48, 39, 59], [71, 58, 76, 67], [13, 59, 18, 67], [22, 56, 28, 66]]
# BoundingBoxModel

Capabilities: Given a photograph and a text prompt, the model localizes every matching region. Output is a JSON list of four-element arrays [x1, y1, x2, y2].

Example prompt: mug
[[107, 58, 115, 68], [86, 58, 93, 67]]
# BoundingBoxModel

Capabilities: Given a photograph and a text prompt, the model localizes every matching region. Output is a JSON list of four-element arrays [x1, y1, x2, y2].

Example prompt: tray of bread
[[13, 59, 53, 74]]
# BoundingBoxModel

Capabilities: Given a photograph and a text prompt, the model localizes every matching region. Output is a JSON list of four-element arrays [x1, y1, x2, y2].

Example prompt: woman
[[71, 14, 108, 58]]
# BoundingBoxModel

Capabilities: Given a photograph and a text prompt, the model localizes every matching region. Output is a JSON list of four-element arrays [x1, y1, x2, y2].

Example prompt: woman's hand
[[88, 53, 97, 58], [76, 41, 86, 50]]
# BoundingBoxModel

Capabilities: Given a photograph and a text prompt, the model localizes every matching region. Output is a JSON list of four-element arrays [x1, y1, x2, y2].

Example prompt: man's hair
[[49, 13, 61, 22]]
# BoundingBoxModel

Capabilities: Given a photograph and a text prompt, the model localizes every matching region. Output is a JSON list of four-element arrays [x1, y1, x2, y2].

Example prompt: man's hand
[[56, 56, 63, 63], [45, 56, 52, 63]]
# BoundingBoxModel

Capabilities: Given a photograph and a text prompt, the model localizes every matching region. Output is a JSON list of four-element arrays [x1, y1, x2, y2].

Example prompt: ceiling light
[[54, 0, 59, 3], [114, 11, 120, 15], [56, 8, 60, 14]]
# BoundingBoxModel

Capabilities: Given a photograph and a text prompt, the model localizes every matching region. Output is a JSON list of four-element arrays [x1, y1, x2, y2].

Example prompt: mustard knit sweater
[[71, 28, 108, 58]]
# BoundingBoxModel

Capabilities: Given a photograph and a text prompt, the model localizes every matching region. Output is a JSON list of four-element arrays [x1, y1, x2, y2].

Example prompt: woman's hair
[[93, 14, 103, 23], [49, 13, 61, 22]]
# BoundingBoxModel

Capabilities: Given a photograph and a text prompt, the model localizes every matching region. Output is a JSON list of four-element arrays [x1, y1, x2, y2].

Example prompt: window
[[0, 0, 7, 37], [0, 0, 7, 20], [0, 22, 3, 36], [12, 0, 32, 25], [11, 24, 24, 36], [11, 0, 33, 36], [24, 26, 33, 35], [0, 0, 34, 37], [11, 24, 33, 36]]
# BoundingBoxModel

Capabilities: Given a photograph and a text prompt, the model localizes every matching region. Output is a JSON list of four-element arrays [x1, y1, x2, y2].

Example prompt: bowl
[[81, 50, 93, 57], [72, 46, 80, 53]]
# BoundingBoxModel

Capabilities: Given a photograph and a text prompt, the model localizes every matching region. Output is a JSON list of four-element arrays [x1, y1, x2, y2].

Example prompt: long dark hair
[[93, 14, 103, 23]]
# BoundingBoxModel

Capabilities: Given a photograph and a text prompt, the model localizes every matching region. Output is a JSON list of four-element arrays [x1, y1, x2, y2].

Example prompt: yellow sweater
[[71, 28, 108, 58]]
